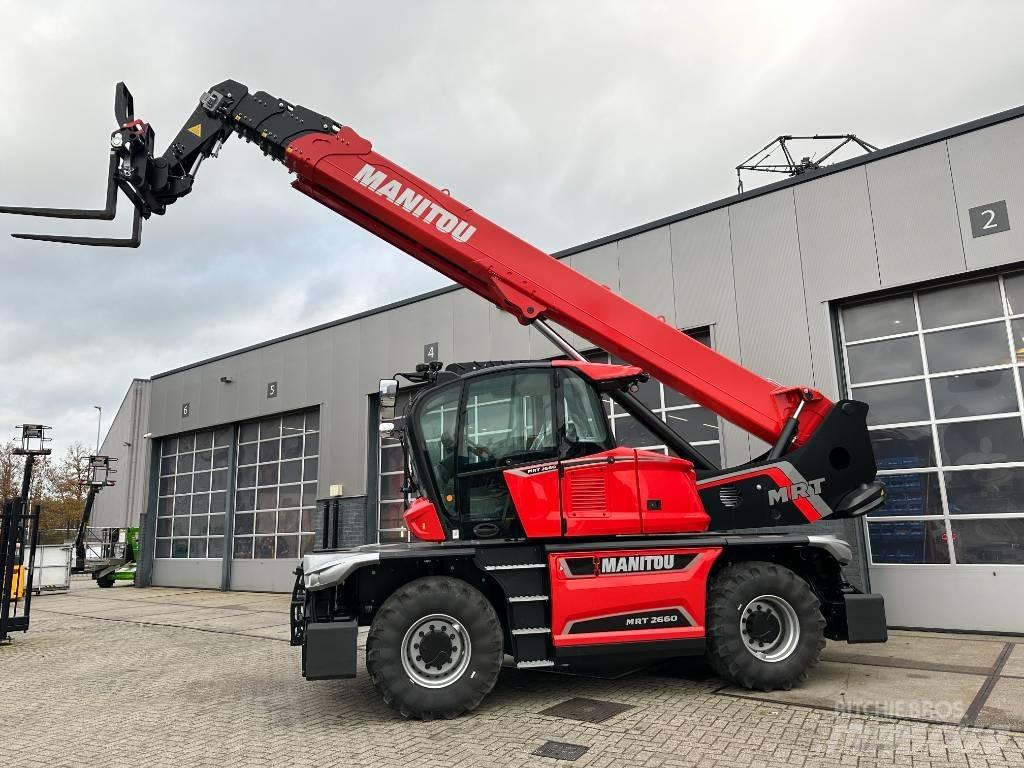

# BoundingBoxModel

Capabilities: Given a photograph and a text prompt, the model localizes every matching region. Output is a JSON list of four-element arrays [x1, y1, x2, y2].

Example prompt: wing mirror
[[379, 379, 399, 427]]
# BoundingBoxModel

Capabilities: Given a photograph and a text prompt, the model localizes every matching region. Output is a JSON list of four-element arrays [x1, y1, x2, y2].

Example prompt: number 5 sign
[[969, 201, 1010, 238]]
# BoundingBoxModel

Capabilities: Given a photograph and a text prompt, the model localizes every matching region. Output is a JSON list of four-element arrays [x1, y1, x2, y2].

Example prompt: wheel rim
[[739, 594, 801, 663], [400, 613, 472, 688]]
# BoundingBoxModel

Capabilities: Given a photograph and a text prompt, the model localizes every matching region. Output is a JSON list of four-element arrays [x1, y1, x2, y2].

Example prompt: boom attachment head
[[1, 79, 340, 248]]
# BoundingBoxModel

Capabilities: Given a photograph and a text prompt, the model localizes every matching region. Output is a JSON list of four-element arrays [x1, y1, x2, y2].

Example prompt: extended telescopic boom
[[0, 79, 831, 452]]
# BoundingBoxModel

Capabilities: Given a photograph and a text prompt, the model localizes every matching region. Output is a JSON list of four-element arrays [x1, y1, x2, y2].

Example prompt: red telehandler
[[1, 80, 888, 719]]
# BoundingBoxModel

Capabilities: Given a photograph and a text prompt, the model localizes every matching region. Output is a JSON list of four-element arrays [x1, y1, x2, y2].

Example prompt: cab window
[[559, 370, 615, 458], [413, 383, 461, 516], [459, 370, 556, 468]]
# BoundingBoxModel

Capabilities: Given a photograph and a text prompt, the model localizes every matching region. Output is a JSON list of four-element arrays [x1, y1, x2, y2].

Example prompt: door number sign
[[267, 382, 278, 399], [424, 342, 439, 364], [182, 402, 190, 418], [969, 201, 1010, 238]]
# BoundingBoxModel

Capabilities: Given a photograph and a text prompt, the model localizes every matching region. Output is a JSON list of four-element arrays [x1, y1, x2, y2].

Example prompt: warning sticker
[[187, 124, 202, 138]]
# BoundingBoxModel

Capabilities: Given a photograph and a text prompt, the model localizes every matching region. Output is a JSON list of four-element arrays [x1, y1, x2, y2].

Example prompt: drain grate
[[533, 741, 589, 761], [538, 696, 634, 723]]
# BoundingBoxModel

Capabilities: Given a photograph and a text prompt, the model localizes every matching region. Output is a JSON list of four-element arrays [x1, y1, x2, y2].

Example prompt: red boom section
[[284, 130, 831, 447]]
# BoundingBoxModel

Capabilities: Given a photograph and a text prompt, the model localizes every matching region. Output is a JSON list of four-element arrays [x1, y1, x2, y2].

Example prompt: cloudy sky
[[3, 2, 1024, 454]]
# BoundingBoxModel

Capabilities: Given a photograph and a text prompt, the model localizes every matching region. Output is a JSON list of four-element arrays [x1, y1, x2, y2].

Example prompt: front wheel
[[705, 561, 824, 691], [96, 574, 115, 588], [366, 576, 504, 720]]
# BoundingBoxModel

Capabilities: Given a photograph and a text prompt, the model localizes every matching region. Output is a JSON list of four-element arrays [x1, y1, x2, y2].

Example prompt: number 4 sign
[[969, 201, 1010, 238]]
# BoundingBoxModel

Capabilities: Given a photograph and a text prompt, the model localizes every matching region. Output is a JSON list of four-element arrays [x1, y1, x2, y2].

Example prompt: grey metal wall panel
[[386, 293, 455, 374], [668, 208, 747, 466], [947, 118, 1024, 271], [729, 190, 814, 455], [451, 289, 491, 363], [867, 141, 966, 287], [487, 304, 532, 360], [325, 321, 366, 497], [93, 379, 151, 528], [793, 166, 882, 397], [229, 559, 296, 592], [152, 559, 221, 588], [618, 228, 676, 326]]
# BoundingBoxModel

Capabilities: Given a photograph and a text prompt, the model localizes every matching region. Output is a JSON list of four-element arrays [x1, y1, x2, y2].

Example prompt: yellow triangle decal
[[187, 123, 202, 138]]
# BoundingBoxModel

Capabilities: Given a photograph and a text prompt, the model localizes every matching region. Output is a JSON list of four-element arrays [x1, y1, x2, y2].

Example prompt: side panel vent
[[719, 485, 742, 508], [569, 475, 607, 516]]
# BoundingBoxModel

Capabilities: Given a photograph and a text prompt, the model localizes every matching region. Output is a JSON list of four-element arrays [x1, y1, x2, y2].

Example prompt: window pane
[[254, 536, 276, 559], [843, 295, 917, 342], [304, 458, 318, 481], [854, 380, 930, 427], [237, 466, 257, 489], [255, 511, 276, 534], [193, 471, 211, 493], [212, 447, 229, 469], [304, 433, 320, 456], [938, 418, 1024, 466], [282, 435, 303, 460], [211, 470, 228, 492], [919, 278, 1002, 329], [172, 516, 189, 536], [302, 482, 317, 507], [278, 509, 299, 533], [847, 336, 923, 384], [561, 372, 613, 450], [233, 536, 253, 558], [301, 508, 314, 533], [664, 406, 720, 444], [279, 484, 302, 509], [868, 520, 949, 564], [191, 493, 210, 515], [237, 443, 257, 466], [280, 459, 302, 484], [951, 519, 1024, 564], [234, 512, 254, 535], [257, 487, 277, 509], [461, 374, 556, 464], [276, 535, 299, 559], [194, 431, 213, 450], [869, 473, 943, 517], [157, 518, 172, 537], [158, 497, 173, 516], [239, 423, 259, 443], [633, 377, 661, 409], [173, 495, 191, 515], [870, 425, 936, 470], [663, 386, 696, 408], [159, 477, 175, 496], [160, 457, 175, 476], [176, 452, 194, 474], [208, 537, 224, 559], [258, 463, 279, 486], [175, 473, 193, 495], [172, 539, 189, 558], [234, 489, 254, 514], [260, 418, 280, 439], [190, 516, 209, 536], [161, 437, 178, 456], [178, 434, 195, 452], [945, 467, 1024, 515], [612, 415, 661, 448], [300, 534, 315, 555], [210, 492, 226, 514], [305, 411, 320, 432], [188, 538, 208, 559], [282, 413, 305, 434], [259, 439, 280, 463], [931, 370, 1018, 420], [1010, 318, 1024, 363], [924, 322, 1010, 373], [214, 427, 233, 447], [209, 514, 225, 536], [155, 539, 171, 558]]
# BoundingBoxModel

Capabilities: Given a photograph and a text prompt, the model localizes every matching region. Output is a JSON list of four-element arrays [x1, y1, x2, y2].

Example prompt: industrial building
[[92, 102, 1024, 633]]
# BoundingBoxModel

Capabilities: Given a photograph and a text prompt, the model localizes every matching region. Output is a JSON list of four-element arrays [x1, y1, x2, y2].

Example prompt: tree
[[0, 440, 23, 500], [36, 443, 91, 534]]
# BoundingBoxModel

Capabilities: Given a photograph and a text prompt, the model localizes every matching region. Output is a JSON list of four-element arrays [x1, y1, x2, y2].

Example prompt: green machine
[[92, 527, 138, 588]]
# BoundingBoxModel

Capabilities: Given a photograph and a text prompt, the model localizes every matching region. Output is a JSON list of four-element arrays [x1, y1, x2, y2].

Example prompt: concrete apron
[[721, 629, 1024, 732]]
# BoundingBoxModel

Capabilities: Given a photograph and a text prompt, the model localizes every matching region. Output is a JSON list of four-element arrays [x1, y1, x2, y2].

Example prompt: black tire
[[96, 574, 115, 588], [705, 561, 824, 691], [366, 576, 503, 720]]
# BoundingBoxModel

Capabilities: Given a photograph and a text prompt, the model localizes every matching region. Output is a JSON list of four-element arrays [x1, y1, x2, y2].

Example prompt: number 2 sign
[[969, 201, 1010, 238]]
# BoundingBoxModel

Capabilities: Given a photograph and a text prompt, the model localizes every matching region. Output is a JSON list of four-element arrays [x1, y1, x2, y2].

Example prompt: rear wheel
[[705, 561, 824, 691], [96, 574, 115, 588], [366, 576, 503, 720]]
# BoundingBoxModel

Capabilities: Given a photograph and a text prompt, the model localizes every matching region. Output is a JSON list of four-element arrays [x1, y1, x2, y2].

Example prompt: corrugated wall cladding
[[133, 107, 1024, 590], [92, 379, 151, 528]]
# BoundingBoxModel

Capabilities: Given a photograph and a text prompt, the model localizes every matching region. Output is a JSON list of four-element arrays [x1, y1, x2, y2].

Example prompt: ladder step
[[508, 595, 548, 603], [516, 659, 555, 669], [512, 627, 551, 636], [484, 563, 546, 571]]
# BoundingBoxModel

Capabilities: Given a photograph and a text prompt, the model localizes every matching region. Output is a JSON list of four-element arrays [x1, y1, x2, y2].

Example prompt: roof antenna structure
[[736, 134, 879, 194]]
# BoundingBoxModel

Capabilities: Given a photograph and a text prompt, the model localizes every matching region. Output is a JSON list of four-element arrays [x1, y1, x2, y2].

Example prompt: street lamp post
[[93, 405, 102, 452]]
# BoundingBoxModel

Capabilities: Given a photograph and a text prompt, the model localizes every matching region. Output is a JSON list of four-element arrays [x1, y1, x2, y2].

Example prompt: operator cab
[[384, 360, 709, 542]]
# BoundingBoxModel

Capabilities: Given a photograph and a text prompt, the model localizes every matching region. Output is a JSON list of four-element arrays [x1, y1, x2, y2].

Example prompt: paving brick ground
[[4, 579, 1024, 768]]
